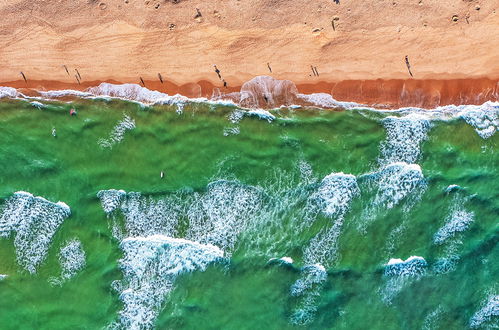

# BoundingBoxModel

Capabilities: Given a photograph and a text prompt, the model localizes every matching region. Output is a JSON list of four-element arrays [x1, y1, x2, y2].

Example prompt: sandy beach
[[1, 0, 498, 107]]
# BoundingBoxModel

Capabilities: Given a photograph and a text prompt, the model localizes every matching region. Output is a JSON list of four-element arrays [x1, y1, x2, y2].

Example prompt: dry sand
[[1, 0, 498, 107]]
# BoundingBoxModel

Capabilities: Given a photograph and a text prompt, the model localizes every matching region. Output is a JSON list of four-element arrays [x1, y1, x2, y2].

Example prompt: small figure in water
[[160, 171, 164, 179], [405, 55, 413, 77], [52, 127, 57, 137], [70, 108, 77, 116], [213, 65, 222, 80]]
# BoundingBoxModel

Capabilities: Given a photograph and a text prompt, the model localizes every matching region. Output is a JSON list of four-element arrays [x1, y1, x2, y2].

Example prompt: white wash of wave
[[39, 89, 93, 98], [0, 86, 19, 98], [373, 162, 426, 210], [307, 172, 360, 220], [381, 256, 427, 304], [360, 162, 426, 231], [422, 305, 444, 330], [228, 109, 245, 124], [290, 264, 328, 325], [187, 180, 264, 254], [303, 221, 344, 268], [297, 93, 360, 109], [268, 256, 294, 266], [0, 191, 70, 274], [384, 256, 428, 277], [289, 173, 359, 325], [97, 190, 181, 240], [0, 274, 7, 280], [30, 101, 46, 109], [433, 208, 474, 245], [50, 239, 86, 285], [459, 106, 498, 139], [470, 294, 499, 328], [111, 235, 223, 330], [432, 240, 461, 275], [385, 101, 499, 139], [97, 189, 126, 214], [98, 114, 136, 149], [246, 109, 276, 122], [223, 126, 240, 136], [87, 83, 187, 105], [379, 114, 431, 165], [87, 83, 237, 111]]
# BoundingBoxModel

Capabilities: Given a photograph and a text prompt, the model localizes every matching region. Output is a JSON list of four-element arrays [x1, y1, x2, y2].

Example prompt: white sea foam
[[50, 239, 86, 285], [87, 83, 182, 104], [246, 109, 276, 122], [0, 191, 71, 273], [297, 92, 360, 109], [302, 173, 359, 266], [58, 239, 86, 280], [373, 162, 426, 210], [228, 110, 245, 124], [97, 189, 126, 214], [387, 101, 499, 139], [30, 101, 45, 109], [0, 86, 19, 98], [98, 114, 136, 148], [112, 235, 223, 330], [97, 190, 181, 239], [307, 172, 360, 219], [290, 264, 327, 325], [187, 180, 263, 253], [0, 274, 7, 280], [379, 114, 431, 165], [457, 103, 499, 139], [39, 89, 93, 98], [470, 294, 499, 328], [422, 306, 444, 330], [223, 126, 240, 136], [268, 256, 294, 265], [433, 208, 474, 245]]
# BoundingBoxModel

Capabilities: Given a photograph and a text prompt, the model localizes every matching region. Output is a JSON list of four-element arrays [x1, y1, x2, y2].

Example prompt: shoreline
[[2, 77, 498, 109]]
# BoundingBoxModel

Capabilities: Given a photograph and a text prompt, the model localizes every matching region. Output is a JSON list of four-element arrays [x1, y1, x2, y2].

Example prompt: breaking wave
[[379, 114, 431, 165], [290, 264, 327, 325], [111, 235, 223, 329], [290, 173, 359, 325], [381, 256, 427, 304], [97, 190, 181, 240], [432, 188, 475, 274], [0, 191, 71, 274]]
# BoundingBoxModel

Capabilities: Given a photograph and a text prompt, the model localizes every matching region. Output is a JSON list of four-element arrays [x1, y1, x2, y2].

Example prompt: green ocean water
[[0, 98, 497, 329]]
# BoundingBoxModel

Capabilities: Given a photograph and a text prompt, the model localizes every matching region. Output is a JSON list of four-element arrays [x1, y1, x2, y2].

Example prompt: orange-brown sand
[[1, 0, 498, 108]]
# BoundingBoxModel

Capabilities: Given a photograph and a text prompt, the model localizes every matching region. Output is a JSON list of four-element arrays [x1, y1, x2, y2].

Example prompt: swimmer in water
[[52, 127, 57, 137], [160, 171, 164, 178]]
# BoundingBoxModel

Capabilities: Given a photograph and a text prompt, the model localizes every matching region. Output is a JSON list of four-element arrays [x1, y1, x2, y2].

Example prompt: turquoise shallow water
[[0, 98, 497, 329]]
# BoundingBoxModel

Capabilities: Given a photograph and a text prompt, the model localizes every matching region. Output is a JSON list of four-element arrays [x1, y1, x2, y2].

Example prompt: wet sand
[[3, 77, 498, 109]]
